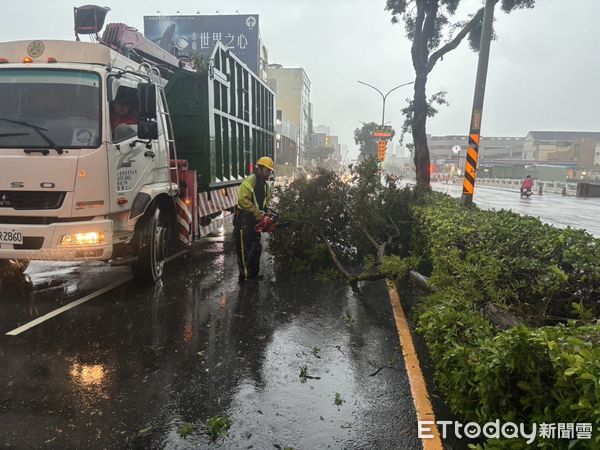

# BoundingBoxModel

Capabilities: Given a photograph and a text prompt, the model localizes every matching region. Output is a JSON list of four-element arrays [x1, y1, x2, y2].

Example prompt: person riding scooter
[[520, 175, 534, 198]]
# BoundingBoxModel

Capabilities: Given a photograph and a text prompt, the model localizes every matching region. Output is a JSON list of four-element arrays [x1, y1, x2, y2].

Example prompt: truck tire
[[0, 259, 30, 280], [132, 205, 168, 285]]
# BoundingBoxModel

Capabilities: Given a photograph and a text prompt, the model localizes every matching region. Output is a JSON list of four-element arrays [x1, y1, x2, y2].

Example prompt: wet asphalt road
[[433, 182, 600, 237], [0, 227, 420, 449]]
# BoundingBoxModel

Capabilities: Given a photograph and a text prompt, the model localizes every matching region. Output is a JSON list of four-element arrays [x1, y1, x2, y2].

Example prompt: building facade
[[522, 131, 600, 175], [426, 131, 600, 179], [314, 124, 331, 135], [427, 135, 525, 167], [308, 131, 341, 165], [276, 110, 299, 166], [267, 65, 311, 165]]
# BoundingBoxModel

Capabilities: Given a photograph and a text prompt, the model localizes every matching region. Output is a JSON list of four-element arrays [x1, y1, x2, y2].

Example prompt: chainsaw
[[254, 210, 289, 233]]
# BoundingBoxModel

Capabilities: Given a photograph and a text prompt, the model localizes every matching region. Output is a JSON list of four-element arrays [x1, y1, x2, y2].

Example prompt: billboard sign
[[144, 15, 260, 73], [372, 125, 394, 139]]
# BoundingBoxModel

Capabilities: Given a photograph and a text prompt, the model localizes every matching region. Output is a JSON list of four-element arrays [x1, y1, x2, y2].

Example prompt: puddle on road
[[225, 321, 360, 449], [146, 274, 417, 450]]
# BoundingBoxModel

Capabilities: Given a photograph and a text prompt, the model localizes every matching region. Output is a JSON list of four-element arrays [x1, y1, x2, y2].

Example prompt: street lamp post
[[357, 80, 414, 126]]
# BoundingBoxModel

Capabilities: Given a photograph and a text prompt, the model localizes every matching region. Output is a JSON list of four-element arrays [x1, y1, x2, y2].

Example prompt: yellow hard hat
[[257, 156, 274, 171]]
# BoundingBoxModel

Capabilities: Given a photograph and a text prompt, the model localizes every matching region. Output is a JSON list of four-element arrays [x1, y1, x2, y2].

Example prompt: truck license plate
[[0, 228, 23, 245]]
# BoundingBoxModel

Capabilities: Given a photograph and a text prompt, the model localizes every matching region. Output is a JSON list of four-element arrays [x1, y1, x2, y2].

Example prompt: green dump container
[[165, 42, 275, 189]]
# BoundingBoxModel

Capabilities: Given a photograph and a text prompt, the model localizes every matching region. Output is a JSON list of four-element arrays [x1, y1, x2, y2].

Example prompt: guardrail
[[477, 178, 578, 196]]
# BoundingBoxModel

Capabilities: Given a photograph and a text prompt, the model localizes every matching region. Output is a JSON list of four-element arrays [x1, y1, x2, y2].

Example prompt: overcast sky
[[1, 0, 598, 158]]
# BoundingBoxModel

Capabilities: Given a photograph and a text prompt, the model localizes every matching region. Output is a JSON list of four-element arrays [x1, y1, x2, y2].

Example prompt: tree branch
[[411, 2, 427, 70], [384, 214, 411, 250], [319, 169, 402, 280], [482, 302, 522, 330], [426, 5, 486, 73], [320, 233, 354, 280], [359, 222, 383, 254], [319, 232, 387, 291], [387, 213, 401, 234], [413, 1, 425, 42], [409, 269, 434, 293], [422, 0, 439, 49], [350, 272, 387, 283]]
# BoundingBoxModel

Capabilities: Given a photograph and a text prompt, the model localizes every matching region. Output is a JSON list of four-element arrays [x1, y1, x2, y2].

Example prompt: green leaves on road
[[177, 423, 196, 438], [334, 392, 345, 408], [207, 415, 232, 441]]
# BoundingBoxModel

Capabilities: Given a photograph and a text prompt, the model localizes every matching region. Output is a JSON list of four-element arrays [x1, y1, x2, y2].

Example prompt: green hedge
[[411, 193, 600, 449]]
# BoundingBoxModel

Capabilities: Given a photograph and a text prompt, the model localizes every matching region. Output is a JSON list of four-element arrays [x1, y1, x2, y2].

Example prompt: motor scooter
[[520, 188, 533, 198]]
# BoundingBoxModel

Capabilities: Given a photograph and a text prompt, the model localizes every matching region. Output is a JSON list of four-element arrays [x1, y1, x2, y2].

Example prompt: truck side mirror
[[137, 83, 157, 120], [138, 119, 158, 140]]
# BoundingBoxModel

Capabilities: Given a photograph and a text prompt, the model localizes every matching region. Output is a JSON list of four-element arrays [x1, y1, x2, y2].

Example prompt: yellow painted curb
[[386, 280, 443, 450]]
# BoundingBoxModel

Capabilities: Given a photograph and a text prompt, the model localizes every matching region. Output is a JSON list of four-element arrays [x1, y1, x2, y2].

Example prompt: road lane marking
[[386, 280, 443, 450], [166, 249, 189, 262], [5, 276, 132, 336], [6, 245, 203, 336]]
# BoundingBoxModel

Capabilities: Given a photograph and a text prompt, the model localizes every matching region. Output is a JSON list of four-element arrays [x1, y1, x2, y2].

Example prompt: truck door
[[107, 75, 156, 213]]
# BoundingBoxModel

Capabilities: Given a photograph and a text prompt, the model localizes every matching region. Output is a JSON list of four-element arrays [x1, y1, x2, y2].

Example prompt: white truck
[[0, 5, 276, 284]]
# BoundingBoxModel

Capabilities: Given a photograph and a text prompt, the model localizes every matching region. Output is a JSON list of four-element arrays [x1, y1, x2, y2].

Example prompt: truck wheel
[[132, 205, 168, 285], [0, 259, 30, 280]]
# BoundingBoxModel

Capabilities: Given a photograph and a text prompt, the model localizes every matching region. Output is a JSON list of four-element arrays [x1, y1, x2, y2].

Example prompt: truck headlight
[[61, 232, 105, 246]]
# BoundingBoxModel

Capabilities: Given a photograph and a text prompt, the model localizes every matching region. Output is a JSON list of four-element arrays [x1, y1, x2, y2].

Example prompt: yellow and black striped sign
[[462, 133, 480, 198]]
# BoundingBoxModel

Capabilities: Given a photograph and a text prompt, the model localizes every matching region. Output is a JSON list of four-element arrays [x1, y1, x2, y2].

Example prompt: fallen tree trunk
[[408, 270, 433, 293], [482, 302, 522, 331], [408, 269, 523, 329], [321, 234, 387, 292]]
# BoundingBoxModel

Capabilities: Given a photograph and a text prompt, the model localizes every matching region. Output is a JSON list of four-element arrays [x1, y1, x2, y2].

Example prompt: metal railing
[[476, 178, 578, 196]]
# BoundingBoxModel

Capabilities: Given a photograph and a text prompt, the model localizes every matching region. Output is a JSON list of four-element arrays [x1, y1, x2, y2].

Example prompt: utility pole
[[461, 0, 496, 206]]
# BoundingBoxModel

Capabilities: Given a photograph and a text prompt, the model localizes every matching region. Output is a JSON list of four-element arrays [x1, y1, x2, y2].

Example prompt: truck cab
[[0, 5, 276, 284], [0, 39, 176, 283]]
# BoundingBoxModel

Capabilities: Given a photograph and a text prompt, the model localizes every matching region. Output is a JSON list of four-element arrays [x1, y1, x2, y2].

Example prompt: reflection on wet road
[[0, 261, 131, 335], [434, 182, 600, 237], [0, 229, 420, 449]]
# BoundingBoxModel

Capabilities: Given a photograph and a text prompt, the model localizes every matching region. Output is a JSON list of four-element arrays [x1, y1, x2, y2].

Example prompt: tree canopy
[[354, 122, 378, 160], [354, 122, 396, 161], [270, 158, 416, 290], [385, 0, 536, 188]]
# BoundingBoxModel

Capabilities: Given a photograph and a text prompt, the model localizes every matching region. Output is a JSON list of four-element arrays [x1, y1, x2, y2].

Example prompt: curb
[[386, 279, 443, 450]]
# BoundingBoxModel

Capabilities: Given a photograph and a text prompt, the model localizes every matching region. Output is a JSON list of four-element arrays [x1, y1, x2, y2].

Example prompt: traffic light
[[377, 140, 387, 161]]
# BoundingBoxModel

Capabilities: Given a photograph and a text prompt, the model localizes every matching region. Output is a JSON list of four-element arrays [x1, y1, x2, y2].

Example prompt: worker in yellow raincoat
[[234, 156, 273, 282]]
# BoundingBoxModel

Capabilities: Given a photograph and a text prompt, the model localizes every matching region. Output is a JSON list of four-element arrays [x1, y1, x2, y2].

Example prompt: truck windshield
[[0, 69, 101, 149]]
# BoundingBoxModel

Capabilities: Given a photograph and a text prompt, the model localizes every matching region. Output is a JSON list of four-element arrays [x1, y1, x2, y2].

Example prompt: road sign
[[372, 125, 394, 139], [377, 140, 387, 161]]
